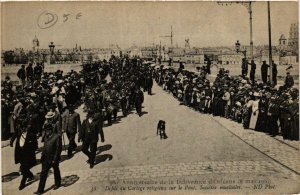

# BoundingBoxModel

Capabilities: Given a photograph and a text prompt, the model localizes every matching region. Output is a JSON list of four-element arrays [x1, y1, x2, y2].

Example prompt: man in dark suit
[[266, 96, 279, 136], [34, 112, 62, 195], [134, 88, 144, 116], [241, 58, 248, 78], [145, 73, 153, 95], [26, 63, 34, 83], [272, 61, 278, 86], [17, 65, 26, 87], [206, 58, 211, 75], [284, 72, 294, 88], [249, 60, 256, 84], [261, 61, 269, 84], [61, 105, 81, 158], [79, 110, 104, 168], [34, 63, 43, 80]]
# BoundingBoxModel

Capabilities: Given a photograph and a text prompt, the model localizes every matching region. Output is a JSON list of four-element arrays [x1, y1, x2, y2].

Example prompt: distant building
[[109, 44, 121, 58], [32, 35, 39, 52], [259, 50, 280, 65], [288, 23, 298, 54], [280, 55, 297, 65], [125, 44, 142, 58], [184, 50, 205, 64], [218, 51, 242, 65], [202, 48, 223, 63], [161, 51, 169, 62], [141, 46, 158, 60], [278, 34, 288, 51], [169, 47, 185, 62], [96, 48, 113, 61]]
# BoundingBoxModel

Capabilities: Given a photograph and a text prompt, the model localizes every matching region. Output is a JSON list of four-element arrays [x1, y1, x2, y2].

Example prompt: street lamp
[[267, 1, 273, 85], [218, 1, 254, 60], [235, 40, 247, 58]]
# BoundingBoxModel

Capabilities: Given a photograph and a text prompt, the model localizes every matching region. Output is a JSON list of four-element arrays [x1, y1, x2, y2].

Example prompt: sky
[[1, 1, 298, 50]]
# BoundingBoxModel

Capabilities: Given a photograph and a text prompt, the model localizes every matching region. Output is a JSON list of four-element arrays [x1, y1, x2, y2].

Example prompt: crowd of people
[[154, 64, 299, 141], [1, 56, 154, 194], [1, 56, 299, 194]]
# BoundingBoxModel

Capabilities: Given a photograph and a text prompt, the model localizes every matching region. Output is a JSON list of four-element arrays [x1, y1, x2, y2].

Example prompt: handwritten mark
[[37, 11, 58, 29], [76, 13, 82, 19], [37, 11, 83, 29], [63, 14, 70, 22]]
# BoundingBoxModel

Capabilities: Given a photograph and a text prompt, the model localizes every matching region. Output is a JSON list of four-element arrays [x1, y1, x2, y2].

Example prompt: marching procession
[[1, 57, 154, 194], [1, 55, 299, 194]]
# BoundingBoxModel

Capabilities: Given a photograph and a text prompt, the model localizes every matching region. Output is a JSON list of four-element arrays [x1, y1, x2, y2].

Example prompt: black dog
[[157, 120, 168, 139]]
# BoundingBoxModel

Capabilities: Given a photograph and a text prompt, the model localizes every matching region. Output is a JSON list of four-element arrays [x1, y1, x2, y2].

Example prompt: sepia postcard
[[1, 1, 299, 195]]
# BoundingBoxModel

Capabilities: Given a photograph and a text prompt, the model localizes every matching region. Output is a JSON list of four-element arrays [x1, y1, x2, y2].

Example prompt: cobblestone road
[[2, 83, 299, 195]]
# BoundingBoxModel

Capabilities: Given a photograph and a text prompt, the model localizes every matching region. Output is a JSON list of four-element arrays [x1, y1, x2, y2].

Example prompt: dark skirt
[[255, 112, 268, 132]]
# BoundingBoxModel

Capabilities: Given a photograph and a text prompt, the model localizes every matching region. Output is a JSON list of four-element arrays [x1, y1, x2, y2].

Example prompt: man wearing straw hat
[[34, 112, 62, 195]]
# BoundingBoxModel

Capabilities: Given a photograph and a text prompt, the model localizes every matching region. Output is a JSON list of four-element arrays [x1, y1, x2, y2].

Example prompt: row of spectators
[[154, 66, 299, 141]]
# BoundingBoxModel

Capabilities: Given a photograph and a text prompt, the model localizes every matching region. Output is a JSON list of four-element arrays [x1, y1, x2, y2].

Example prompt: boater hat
[[45, 111, 55, 119]]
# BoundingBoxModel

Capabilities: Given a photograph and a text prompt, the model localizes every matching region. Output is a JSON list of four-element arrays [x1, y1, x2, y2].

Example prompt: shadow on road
[[96, 144, 112, 155], [2, 172, 20, 183], [95, 144, 113, 165], [60, 145, 83, 162], [18, 172, 79, 192], [140, 111, 148, 116], [95, 154, 113, 165], [61, 174, 80, 187]]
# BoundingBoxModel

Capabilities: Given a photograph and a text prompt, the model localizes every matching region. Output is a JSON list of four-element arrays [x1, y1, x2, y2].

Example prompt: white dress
[[249, 99, 260, 129]]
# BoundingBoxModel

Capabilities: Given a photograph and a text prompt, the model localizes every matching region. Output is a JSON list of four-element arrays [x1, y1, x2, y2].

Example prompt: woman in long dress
[[249, 92, 260, 130]]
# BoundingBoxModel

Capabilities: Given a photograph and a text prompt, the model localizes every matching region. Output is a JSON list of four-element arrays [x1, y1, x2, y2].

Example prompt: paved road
[[2, 83, 299, 194]]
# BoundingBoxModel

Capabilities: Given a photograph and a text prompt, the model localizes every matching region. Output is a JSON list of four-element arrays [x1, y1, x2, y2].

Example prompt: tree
[[3, 50, 15, 64], [20, 51, 28, 64]]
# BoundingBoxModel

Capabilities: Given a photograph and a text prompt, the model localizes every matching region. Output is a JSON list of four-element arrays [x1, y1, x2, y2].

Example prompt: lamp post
[[218, 1, 254, 60], [268, 1, 273, 85], [235, 40, 247, 58]]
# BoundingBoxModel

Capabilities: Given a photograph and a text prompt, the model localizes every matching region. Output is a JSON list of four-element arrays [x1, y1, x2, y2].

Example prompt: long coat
[[61, 110, 81, 134], [285, 75, 294, 88], [134, 90, 144, 106], [80, 119, 104, 143], [266, 102, 279, 136], [286, 101, 299, 140], [41, 133, 62, 164], [13, 117, 37, 167], [256, 99, 269, 132]]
